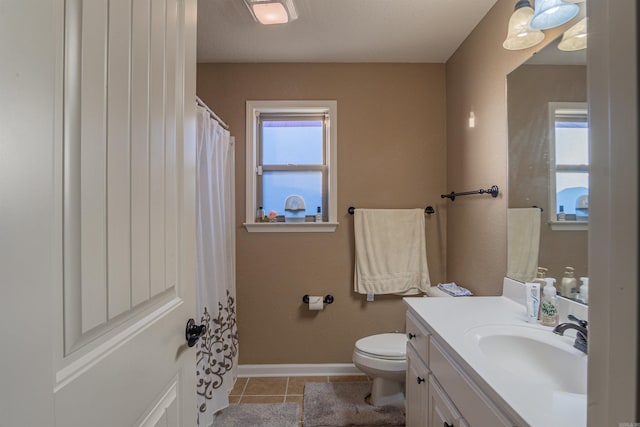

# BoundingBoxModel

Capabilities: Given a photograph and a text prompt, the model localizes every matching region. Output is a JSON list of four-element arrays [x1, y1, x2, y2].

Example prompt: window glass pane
[[262, 120, 323, 165], [556, 172, 588, 214], [262, 170, 323, 217], [555, 121, 589, 165]]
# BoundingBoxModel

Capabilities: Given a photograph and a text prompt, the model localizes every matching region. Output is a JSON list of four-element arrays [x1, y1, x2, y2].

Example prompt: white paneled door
[[0, 0, 198, 426]]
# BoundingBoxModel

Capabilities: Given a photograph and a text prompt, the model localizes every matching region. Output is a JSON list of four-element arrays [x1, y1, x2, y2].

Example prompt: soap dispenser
[[560, 266, 578, 299], [578, 277, 589, 304], [541, 278, 559, 326]]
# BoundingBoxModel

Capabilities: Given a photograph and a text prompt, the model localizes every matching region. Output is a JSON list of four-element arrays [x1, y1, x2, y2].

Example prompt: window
[[548, 102, 589, 230], [245, 101, 338, 232]]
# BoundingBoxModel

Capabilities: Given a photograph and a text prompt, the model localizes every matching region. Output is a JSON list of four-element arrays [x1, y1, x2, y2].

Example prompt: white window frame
[[244, 100, 338, 233], [548, 102, 589, 231]]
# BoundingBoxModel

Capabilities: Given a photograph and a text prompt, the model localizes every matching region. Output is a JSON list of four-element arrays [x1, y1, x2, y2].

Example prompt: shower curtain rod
[[196, 96, 229, 130]]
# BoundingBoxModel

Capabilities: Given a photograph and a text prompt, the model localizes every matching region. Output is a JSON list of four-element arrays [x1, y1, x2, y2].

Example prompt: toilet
[[352, 333, 408, 409]]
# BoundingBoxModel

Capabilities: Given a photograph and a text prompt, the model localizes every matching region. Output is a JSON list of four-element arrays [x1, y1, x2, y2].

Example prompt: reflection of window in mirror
[[548, 102, 588, 230]]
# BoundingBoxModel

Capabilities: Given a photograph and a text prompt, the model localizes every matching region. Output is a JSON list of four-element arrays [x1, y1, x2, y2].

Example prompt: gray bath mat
[[213, 402, 299, 427], [303, 382, 405, 426]]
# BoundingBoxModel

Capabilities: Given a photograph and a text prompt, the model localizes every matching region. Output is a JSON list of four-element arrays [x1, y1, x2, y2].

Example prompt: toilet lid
[[355, 333, 407, 360]]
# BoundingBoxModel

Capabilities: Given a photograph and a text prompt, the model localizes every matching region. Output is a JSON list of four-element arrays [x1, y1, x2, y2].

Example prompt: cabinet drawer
[[428, 376, 465, 427], [406, 312, 430, 364], [429, 338, 513, 427]]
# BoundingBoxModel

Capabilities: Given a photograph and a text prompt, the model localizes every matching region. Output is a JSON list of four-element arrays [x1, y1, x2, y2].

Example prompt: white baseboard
[[237, 363, 363, 377]]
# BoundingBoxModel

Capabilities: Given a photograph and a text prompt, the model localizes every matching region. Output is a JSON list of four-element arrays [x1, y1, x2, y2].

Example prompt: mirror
[[507, 37, 588, 304]]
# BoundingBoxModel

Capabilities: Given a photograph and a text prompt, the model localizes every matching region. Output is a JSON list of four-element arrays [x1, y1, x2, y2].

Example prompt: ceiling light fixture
[[503, 0, 545, 50], [529, 0, 579, 30], [558, 17, 587, 51], [243, 0, 298, 25]]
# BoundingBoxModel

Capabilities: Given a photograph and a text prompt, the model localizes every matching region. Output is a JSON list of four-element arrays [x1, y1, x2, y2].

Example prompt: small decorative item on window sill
[[440, 185, 499, 202], [256, 206, 266, 222], [268, 210, 278, 222]]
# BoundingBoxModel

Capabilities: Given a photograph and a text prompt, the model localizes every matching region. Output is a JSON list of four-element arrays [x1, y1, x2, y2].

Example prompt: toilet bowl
[[352, 333, 407, 409]]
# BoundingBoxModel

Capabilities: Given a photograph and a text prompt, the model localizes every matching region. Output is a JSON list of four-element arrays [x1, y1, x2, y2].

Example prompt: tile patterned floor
[[228, 375, 374, 426]]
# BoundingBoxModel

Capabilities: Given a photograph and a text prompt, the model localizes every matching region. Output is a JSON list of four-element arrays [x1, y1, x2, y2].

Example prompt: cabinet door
[[406, 345, 429, 427], [407, 312, 430, 362], [429, 376, 464, 427]]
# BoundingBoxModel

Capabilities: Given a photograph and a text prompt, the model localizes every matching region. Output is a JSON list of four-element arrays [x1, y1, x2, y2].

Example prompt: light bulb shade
[[503, 4, 545, 50], [530, 0, 579, 30], [243, 0, 298, 25], [558, 17, 587, 51]]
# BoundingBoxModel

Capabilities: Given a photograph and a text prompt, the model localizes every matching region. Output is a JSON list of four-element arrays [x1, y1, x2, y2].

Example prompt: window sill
[[549, 220, 588, 231], [243, 222, 339, 233]]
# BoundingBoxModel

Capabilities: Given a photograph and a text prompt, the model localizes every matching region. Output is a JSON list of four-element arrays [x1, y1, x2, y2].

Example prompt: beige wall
[[197, 63, 447, 363], [445, 0, 570, 295], [507, 64, 588, 281]]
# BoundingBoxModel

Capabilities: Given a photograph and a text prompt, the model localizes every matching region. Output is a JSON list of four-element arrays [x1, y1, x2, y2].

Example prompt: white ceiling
[[197, 0, 499, 63]]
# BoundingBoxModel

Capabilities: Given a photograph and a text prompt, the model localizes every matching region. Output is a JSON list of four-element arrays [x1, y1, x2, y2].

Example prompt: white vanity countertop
[[404, 296, 587, 427]]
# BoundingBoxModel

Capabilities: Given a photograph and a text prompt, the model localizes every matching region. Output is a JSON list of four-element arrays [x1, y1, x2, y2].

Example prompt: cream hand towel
[[354, 209, 431, 295], [507, 208, 541, 283]]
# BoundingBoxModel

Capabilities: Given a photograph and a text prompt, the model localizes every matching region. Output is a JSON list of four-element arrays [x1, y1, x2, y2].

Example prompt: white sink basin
[[464, 324, 587, 395]]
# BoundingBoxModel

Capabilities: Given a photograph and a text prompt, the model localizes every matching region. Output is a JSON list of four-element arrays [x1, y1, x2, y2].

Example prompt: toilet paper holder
[[302, 294, 334, 304]]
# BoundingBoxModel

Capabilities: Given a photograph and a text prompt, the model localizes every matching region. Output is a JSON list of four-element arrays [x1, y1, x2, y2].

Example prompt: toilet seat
[[354, 333, 407, 360]]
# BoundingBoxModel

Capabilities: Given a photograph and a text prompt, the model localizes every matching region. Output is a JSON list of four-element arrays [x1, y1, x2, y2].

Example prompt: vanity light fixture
[[529, 0, 579, 30], [558, 17, 587, 51], [243, 0, 298, 25], [503, 0, 545, 50]]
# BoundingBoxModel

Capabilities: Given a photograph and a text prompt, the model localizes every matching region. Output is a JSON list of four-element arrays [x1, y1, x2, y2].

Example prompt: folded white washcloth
[[437, 282, 473, 297]]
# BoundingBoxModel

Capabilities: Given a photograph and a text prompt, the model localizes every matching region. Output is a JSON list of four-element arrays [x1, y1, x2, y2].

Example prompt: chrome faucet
[[553, 314, 588, 354]]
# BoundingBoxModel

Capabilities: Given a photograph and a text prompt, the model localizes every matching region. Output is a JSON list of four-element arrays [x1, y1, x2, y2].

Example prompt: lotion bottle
[[533, 267, 548, 286], [533, 267, 548, 320], [560, 266, 578, 298], [541, 278, 559, 326], [557, 205, 566, 221], [315, 206, 322, 222]]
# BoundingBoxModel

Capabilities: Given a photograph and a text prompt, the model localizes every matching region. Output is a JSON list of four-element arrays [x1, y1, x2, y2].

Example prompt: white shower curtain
[[195, 105, 238, 426]]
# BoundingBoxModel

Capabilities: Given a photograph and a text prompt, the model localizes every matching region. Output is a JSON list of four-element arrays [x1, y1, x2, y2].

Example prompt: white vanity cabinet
[[405, 291, 588, 426], [405, 309, 514, 427]]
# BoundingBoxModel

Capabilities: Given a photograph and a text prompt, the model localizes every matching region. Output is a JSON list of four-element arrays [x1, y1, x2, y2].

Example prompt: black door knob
[[185, 318, 206, 347], [417, 377, 425, 384], [407, 332, 416, 339]]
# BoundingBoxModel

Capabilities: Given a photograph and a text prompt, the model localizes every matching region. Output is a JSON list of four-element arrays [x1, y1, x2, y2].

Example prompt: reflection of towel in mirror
[[507, 208, 541, 283], [354, 209, 431, 296]]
